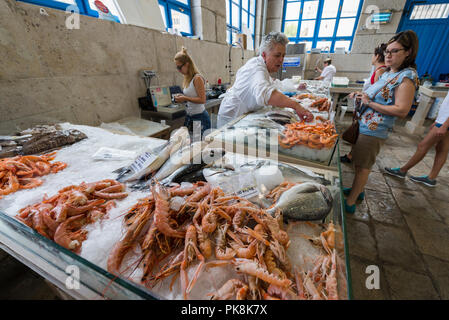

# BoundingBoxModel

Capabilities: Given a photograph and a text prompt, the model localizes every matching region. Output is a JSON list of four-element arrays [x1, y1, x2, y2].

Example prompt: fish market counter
[[0, 123, 351, 300], [206, 107, 339, 170]]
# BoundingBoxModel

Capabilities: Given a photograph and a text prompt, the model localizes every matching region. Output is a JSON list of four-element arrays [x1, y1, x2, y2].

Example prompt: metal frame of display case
[[336, 145, 353, 300], [0, 212, 160, 300]]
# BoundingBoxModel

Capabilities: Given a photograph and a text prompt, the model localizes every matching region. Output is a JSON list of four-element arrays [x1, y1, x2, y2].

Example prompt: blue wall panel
[[397, 0, 449, 82]]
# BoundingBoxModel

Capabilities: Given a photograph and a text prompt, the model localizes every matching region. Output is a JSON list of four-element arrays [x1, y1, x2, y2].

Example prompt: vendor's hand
[[297, 83, 307, 90], [296, 107, 314, 122], [174, 94, 188, 103]]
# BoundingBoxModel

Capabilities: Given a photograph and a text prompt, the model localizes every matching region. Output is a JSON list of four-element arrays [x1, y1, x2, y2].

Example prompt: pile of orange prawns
[[292, 93, 331, 112], [15, 179, 128, 253], [107, 180, 344, 300], [0, 152, 67, 198], [279, 120, 339, 150]]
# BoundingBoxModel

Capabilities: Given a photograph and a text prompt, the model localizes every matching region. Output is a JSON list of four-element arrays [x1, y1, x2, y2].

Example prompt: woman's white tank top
[[183, 74, 205, 115]]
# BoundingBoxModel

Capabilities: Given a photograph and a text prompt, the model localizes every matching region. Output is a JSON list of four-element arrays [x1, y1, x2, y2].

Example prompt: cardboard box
[[235, 33, 247, 49]]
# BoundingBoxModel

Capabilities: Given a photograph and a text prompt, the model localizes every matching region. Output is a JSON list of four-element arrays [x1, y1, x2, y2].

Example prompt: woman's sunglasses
[[176, 63, 185, 71]]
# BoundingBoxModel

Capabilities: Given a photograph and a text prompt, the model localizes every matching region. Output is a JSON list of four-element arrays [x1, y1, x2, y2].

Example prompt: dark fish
[[266, 116, 292, 126], [0, 125, 87, 158], [160, 163, 207, 185], [131, 148, 226, 190]]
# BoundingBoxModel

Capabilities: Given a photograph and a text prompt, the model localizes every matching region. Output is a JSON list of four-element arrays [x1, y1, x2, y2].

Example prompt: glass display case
[[0, 123, 351, 300], [206, 108, 338, 168]]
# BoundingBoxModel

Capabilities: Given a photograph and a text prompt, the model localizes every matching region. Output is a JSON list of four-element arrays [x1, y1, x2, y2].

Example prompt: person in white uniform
[[385, 90, 449, 186], [217, 32, 314, 128], [314, 58, 336, 84], [173, 47, 211, 137]]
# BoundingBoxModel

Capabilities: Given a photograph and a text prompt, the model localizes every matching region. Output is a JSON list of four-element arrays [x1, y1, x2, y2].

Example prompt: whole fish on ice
[[267, 182, 333, 221], [240, 160, 331, 186], [232, 118, 286, 131], [158, 147, 225, 185], [113, 127, 189, 182], [266, 108, 300, 121], [131, 145, 225, 189]]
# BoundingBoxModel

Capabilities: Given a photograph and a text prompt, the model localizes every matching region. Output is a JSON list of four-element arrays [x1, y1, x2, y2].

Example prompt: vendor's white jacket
[[320, 65, 336, 84], [218, 56, 280, 127]]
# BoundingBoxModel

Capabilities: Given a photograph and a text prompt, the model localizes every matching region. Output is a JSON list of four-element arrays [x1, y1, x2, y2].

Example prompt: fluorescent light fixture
[[371, 11, 392, 24]]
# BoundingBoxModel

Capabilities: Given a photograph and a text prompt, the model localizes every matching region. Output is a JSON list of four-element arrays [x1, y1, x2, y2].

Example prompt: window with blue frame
[[282, 0, 363, 53], [18, 0, 122, 23], [226, 0, 257, 49], [158, 0, 193, 36]]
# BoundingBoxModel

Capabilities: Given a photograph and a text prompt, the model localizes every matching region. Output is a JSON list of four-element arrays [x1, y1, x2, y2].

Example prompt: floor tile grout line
[[339, 131, 446, 299], [381, 169, 443, 299], [339, 143, 392, 299]]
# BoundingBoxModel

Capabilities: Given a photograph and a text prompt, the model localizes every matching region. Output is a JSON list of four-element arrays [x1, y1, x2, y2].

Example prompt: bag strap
[[355, 69, 408, 120]]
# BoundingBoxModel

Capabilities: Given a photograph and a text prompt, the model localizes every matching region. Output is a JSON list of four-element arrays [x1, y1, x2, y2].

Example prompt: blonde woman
[[173, 47, 211, 137]]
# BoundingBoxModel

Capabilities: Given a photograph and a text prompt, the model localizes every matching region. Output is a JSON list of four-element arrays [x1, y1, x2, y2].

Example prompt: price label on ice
[[129, 152, 157, 173], [235, 185, 259, 199], [235, 171, 259, 200]]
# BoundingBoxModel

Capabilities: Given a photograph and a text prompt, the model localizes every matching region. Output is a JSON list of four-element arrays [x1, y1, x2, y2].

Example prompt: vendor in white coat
[[314, 58, 336, 83], [217, 32, 314, 128]]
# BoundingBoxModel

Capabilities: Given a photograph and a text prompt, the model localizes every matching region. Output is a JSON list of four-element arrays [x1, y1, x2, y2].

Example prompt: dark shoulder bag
[[341, 102, 367, 144]]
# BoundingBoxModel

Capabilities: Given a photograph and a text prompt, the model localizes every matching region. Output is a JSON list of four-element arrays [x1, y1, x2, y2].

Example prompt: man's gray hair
[[258, 32, 289, 55]]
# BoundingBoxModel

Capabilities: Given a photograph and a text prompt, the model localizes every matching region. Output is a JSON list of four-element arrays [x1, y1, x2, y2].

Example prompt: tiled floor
[[1, 114, 448, 300], [338, 116, 449, 300]]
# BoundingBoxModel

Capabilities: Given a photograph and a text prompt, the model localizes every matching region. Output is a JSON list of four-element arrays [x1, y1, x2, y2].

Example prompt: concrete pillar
[[191, 0, 226, 43], [265, 0, 283, 33], [405, 93, 435, 135]]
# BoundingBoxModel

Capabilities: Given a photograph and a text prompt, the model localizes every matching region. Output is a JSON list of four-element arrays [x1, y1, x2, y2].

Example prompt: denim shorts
[[184, 110, 211, 137], [435, 122, 449, 131]]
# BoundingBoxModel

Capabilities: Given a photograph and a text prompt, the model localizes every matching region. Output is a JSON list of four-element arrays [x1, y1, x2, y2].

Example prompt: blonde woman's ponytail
[[174, 47, 202, 88]]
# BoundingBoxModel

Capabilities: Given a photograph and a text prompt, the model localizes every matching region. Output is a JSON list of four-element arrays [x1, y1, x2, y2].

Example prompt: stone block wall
[[0, 0, 258, 134]]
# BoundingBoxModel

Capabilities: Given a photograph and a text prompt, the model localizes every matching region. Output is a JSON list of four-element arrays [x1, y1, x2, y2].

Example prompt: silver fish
[[240, 160, 331, 186], [115, 127, 189, 182], [267, 182, 333, 221], [153, 143, 225, 181], [234, 118, 286, 131], [159, 148, 226, 186], [265, 116, 293, 126], [266, 108, 300, 122]]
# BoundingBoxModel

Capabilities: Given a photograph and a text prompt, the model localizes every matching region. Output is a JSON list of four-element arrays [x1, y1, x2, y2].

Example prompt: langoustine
[[15, 179, 128, 253], [0, 152, 67, 198], [106, 180, 346, 300]]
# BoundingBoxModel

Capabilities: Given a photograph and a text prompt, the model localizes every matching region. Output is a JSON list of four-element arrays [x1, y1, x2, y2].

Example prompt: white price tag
[[235, 185, 259, 199], [235, 171, 259, 199], [129, 152, 157, 173]]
